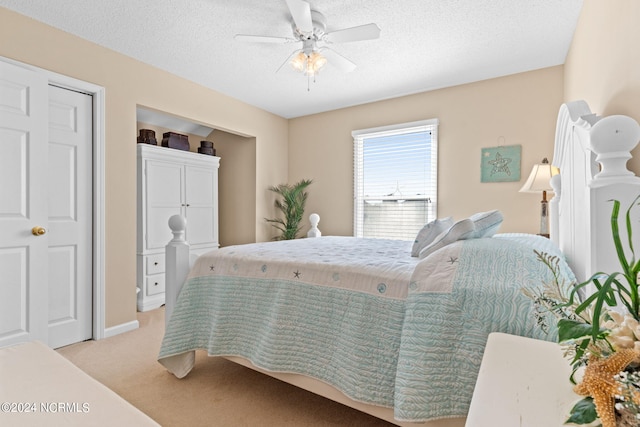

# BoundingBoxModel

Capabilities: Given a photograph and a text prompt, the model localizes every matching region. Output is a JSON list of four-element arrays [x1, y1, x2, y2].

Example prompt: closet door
[[46, 85, 93, 349], [0, 60, 94, 349], [0, 61, 49, 347]]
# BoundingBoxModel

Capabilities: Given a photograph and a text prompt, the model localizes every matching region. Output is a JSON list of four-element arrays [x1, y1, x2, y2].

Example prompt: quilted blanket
[[158, 234, 574, 422]]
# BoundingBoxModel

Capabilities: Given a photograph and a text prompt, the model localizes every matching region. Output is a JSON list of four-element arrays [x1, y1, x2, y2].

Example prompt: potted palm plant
[[265, 179, 313, 240]]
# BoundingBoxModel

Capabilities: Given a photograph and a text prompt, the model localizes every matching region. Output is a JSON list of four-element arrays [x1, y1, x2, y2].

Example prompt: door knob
[[32, 226, 47, 236]]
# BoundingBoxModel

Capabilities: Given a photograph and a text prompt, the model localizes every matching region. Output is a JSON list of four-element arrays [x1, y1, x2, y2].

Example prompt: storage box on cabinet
[[136, 144, 220, 311]]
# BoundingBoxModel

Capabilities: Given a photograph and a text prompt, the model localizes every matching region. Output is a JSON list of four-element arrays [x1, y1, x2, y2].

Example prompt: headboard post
[[551, 101, 640, 283], [165, 215, 190, 328]]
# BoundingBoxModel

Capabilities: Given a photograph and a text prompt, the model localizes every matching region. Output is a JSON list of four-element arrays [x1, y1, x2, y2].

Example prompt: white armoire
[[136, 144, 220, 311]]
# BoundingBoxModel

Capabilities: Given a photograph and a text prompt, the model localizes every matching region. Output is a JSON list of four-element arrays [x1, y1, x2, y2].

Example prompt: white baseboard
[[103, 320, 139, 339]]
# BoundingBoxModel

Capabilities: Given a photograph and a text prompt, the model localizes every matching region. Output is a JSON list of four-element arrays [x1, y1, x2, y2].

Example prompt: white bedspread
[[186, 236, 418, 299]]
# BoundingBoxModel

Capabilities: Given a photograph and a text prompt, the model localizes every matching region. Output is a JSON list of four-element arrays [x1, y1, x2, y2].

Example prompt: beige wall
[[210, 130, 258, 246], [564, 0, 640, 172], [0, 7, 288, 328], [289, 67, 564, 236]]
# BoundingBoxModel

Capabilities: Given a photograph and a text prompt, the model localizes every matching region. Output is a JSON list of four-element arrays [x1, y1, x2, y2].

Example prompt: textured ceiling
[[0, 0, 583, 119]]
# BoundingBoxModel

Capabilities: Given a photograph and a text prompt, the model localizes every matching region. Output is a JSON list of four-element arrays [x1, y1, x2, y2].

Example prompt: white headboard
[[550, 101, 640, 282]]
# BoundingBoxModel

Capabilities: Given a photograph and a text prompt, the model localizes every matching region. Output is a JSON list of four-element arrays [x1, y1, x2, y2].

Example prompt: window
[[352, 119, 438, 240]]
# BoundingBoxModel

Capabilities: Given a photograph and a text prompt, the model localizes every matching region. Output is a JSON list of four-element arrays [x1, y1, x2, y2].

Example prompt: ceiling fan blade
[[321, 48, 356, 73], [324, 23, 381, 44], [234, 34, 295, 44], [285, 0, 313, 33]]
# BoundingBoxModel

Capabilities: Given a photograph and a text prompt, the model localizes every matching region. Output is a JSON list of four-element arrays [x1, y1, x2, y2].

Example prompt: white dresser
[[136, 144, 220, 311]]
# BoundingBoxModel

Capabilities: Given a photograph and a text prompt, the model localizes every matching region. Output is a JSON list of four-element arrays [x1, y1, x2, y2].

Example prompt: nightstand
[[466, 333, 578, 426]]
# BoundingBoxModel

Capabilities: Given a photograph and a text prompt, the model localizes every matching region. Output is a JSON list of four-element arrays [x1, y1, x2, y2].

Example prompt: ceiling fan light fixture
[[290, 50, 327, 76]]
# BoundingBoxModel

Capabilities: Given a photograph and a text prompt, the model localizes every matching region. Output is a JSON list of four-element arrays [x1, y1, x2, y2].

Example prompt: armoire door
[[144, 158, 184, 251], [184, 164, 216, 246], [0, 60, 93, 349]]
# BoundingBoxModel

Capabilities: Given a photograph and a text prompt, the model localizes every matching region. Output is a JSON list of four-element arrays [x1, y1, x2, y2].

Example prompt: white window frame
[[352, 119, 439, 239]]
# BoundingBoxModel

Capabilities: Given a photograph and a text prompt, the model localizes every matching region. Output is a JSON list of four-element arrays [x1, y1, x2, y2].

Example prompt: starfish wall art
[[481, 144, 521, 183]]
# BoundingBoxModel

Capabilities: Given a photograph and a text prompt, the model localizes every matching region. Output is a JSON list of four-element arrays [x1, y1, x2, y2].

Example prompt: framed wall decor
[[481, 144, 521, 183]]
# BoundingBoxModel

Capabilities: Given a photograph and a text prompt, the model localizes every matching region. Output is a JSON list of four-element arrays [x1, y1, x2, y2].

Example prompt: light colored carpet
[[56, 307, 394, 426]]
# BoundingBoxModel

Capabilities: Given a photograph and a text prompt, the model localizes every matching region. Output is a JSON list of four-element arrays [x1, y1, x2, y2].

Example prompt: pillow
[[468, 210, 503, 238], [418, 218, 475, 259], [411, 217, 454, 257]]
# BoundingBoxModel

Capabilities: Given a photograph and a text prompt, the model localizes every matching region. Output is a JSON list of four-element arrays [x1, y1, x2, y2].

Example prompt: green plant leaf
[[608, 195, 640, 317], [565, 397, 598, 424], [557, 319, 594, 343], [610, 199, 630, 272]]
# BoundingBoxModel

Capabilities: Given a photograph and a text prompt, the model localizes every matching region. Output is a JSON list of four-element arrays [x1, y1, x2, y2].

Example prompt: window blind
[[352, 119, 439, 240]]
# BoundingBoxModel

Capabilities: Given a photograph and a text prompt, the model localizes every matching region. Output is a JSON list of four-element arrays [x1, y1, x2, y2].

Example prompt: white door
[[0, 60, 93, 349], [47, 85, 93, 349], [0, 60, 49, 347]]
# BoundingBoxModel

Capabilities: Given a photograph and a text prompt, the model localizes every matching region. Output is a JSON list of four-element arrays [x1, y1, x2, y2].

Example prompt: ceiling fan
[[234, 0, 381, 81]]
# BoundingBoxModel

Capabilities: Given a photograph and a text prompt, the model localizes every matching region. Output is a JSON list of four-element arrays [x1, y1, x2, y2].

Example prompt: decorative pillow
[[418, 218, 475, 259], [468, 210, 503, 239], [411, 217, 454, 257]]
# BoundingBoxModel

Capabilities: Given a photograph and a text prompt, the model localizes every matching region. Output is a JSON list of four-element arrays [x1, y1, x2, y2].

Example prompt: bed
[[158, 100, 640, 426]]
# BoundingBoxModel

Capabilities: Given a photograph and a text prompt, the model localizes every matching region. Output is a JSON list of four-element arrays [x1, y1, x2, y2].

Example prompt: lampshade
[[519, 158, 557, 193], [290, 52, 307, 73]]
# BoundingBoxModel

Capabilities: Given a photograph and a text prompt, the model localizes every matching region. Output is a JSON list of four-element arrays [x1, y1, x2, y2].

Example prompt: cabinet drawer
[[146, 275, 165, 296], [146, 254, 165, 275]]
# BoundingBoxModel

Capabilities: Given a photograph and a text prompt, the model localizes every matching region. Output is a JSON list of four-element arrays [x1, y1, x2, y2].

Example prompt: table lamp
[[519, 158, 556, 237]]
